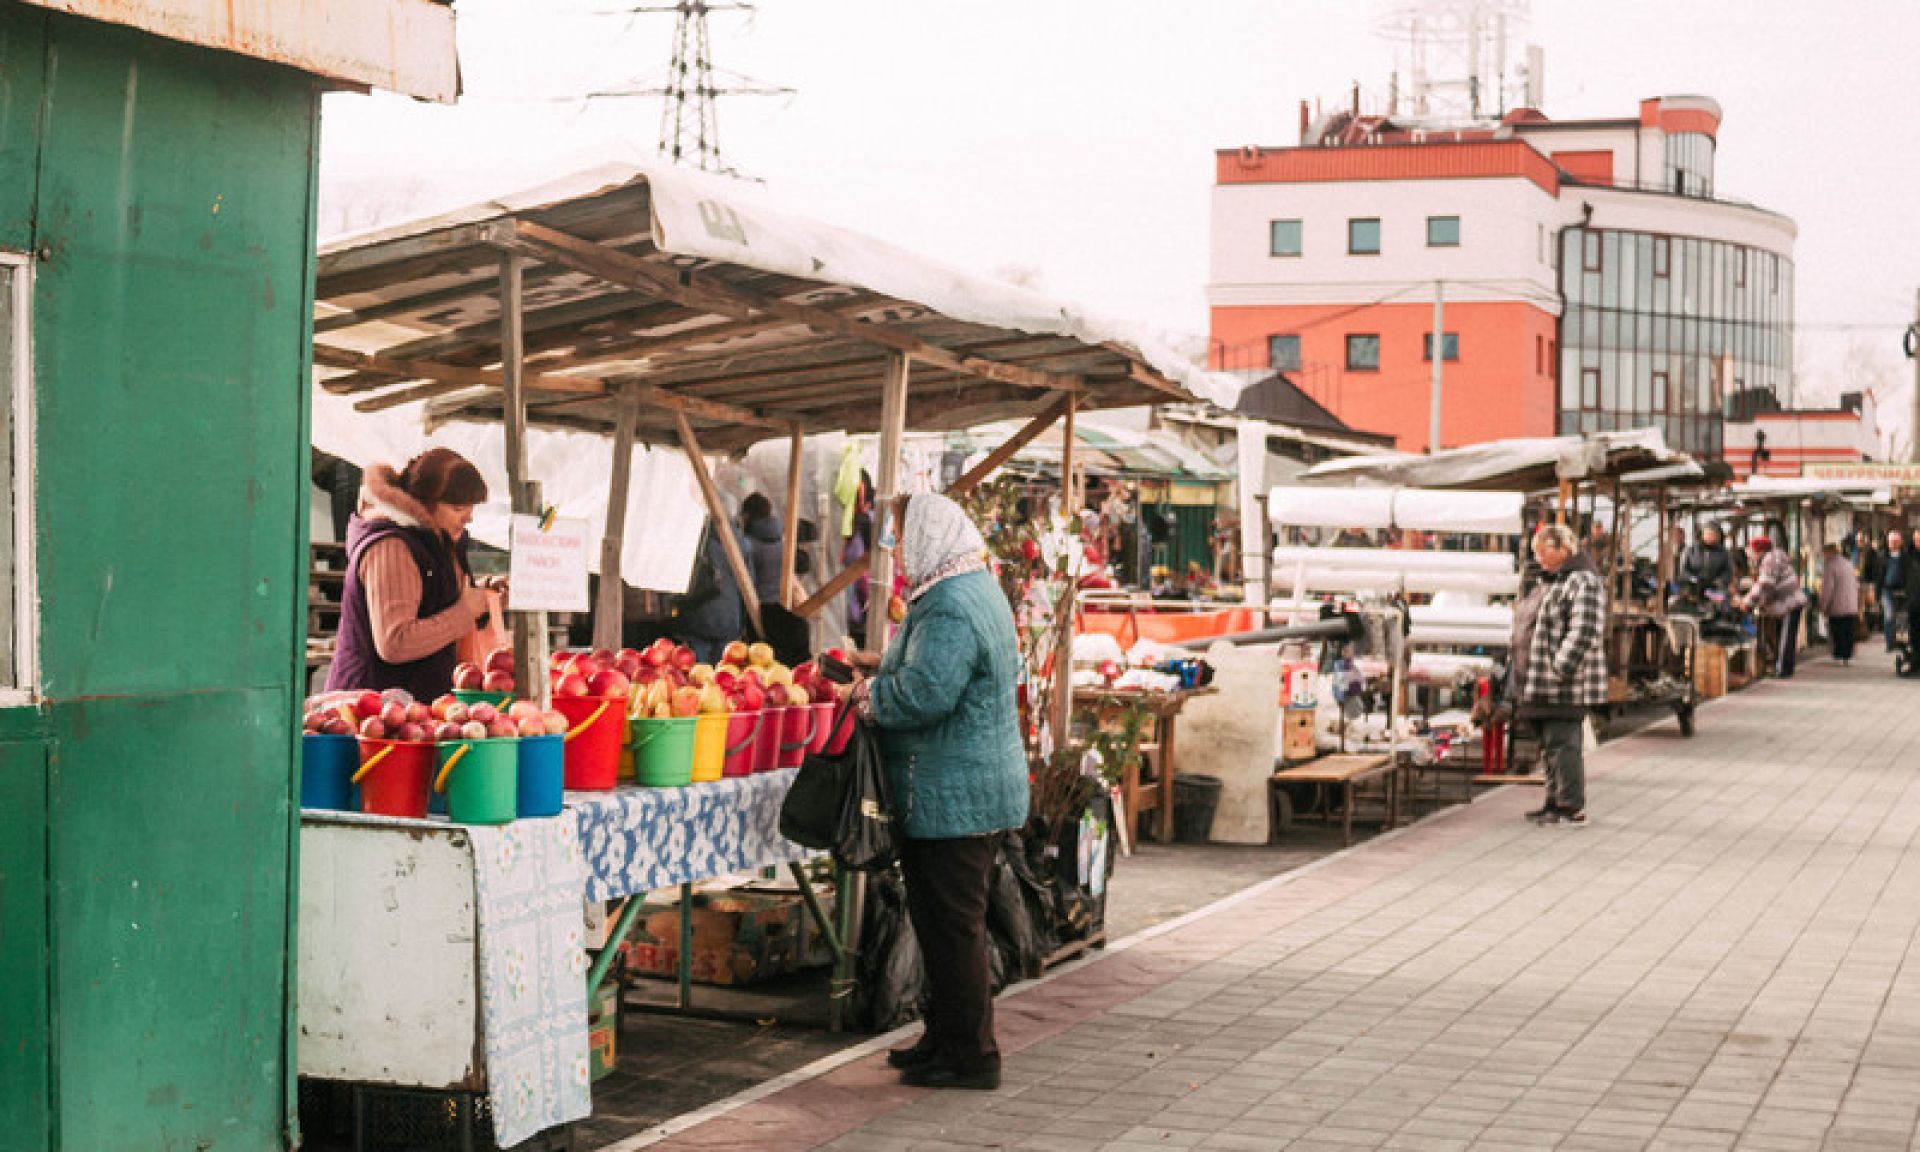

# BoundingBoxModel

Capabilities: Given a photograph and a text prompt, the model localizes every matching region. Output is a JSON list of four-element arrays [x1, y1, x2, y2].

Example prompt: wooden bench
[[1270, 753, 1400, 847]]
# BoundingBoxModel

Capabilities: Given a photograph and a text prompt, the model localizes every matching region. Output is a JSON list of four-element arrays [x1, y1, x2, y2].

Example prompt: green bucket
[[631, 716, 697, 788], [437, 738, 519, 825], [454, 688, 513, 708]]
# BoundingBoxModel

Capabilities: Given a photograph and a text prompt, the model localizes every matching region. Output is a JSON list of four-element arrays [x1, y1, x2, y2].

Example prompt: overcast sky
[[321, 0, 1920, 442]]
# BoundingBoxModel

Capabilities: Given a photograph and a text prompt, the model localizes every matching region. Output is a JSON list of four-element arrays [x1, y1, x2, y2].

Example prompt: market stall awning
[[1001, 421, 1232, 482], [312, 157, 1241, 453], [1300, 428, 1702, 492]]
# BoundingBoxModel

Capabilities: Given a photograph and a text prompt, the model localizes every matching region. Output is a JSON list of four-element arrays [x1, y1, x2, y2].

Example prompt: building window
[[1268, 334, 1302, 372], [1652, 371, 1670, 413], [1422, 333, 1460, 362], [1580, 368, 1601, 411], [1582, 230, 1604, 272], [1536, 334, 1546, 375], [1427, 216, 1460, 247], [1268, 219, 1302, 258], [1734, 247, 1747, 288], [1348, 218, 1381, 255], [1346, 334, 1380, 371], [1664, 131, 1715, 198], [1653, 236, 1670, 278], [0, 255, 33, 701]]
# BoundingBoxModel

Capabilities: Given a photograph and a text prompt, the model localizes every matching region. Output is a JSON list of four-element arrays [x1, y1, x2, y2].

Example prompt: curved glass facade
[[1558, 226, 1794, 459]]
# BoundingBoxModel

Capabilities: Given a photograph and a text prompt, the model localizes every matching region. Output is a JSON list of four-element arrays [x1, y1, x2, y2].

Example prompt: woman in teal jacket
[[849, 493, 1027, 1090]]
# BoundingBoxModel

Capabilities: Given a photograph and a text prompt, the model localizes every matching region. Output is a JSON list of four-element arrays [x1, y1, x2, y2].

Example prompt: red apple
[[487, 718, 519, 739], [508, 700, 542, 721], [542, 710, 569, 736], [404, 702, 432, 725], [670, 686, 702, 718], [671, 646, 697, 672], [434, 721, 464, 742], [587, 669, 630, 698], [614, 654, 643, 680], [721, 640, 750, 667], [482, 668, 515, 693], [460, 721, 488, 741], [554, 673, 589, 698], [642, 640, 673, 668], [633, 665, 661, 687], [452, 663, 484, 690], [740, 682, 766, 712], [517, 716, 547, 738], [378, 701, 408, 730], [359, 716, 388, 740], [444, 702, 470, 726], [726, 691, 748, 712], [353, 691, 384, 720], [303, 711, 326, 733], [398, 722, 429, 743], [484, 646, 516, 675], [469, 702, 499, 725]]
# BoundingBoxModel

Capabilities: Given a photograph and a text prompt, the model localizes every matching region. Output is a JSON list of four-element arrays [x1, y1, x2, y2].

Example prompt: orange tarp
[[1077, 607, 1261, 649]]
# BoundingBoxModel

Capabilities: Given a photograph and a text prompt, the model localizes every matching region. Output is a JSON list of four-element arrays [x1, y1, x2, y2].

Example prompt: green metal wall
[[0, 8, 319, 1150]]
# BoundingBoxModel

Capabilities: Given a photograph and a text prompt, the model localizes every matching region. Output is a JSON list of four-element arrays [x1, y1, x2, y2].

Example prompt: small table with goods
[[1269, 752, 1402, 848], [1073, 684, 1216, 843]]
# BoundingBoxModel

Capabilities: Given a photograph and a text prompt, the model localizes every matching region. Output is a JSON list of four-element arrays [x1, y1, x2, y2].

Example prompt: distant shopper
[[738, 493, 786, 608], [848, 493, 1027, 1090], [1520, 524, 1607, 828], [1872, 530, 1920, 651], [326, 449, 493, 699], [671, 519, 744, 665], [1818, 542, 1860, 666], [1680, 525, 1735, 595], [1742, 538, 1807, 678]]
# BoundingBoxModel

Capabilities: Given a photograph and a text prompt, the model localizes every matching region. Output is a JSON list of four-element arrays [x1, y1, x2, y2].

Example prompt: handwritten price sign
[[508, 514, 590, 613]]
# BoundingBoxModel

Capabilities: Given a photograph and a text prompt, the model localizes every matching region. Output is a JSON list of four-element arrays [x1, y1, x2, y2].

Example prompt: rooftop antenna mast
[[1377, 0, 1534, 127], [593, 1, 792, 178]]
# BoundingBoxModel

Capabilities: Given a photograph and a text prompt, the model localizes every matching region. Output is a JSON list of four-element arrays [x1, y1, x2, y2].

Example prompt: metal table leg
[[678, 881, 694, 1011], [584, 895, 646, 999]]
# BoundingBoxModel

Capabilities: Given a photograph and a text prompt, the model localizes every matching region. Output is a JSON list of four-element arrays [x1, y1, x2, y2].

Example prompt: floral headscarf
[[900, 493, 988, 601]]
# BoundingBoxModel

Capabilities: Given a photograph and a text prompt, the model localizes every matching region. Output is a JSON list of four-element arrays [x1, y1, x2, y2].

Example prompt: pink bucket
[[752, 706, 784, 773], [722, 710, 761, 777], [806, 701, 837, 754], [776, 704, 814, 770]]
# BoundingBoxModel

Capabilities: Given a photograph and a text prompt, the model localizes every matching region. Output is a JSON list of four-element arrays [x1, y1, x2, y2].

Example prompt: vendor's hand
[[848, 650, 882, 672], [460, 584, 493, 620]]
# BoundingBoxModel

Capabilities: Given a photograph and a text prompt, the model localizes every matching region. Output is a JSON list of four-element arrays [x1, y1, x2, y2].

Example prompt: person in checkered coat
[[1521, 523, 1608, 826]]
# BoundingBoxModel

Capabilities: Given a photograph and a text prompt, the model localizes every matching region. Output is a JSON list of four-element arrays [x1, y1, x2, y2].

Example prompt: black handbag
[[778, 709, 900, 872]]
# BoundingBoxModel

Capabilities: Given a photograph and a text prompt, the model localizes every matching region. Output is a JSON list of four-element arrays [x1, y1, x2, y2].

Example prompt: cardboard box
[[588, 967, 620, 1081], [621, 889, 833, 987], [1694, 643, 1727, 700], [1281, 708, 1317, 763]]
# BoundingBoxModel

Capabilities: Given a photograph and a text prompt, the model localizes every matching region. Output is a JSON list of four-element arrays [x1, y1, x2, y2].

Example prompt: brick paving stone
[[640, 654, 1920, 1152]]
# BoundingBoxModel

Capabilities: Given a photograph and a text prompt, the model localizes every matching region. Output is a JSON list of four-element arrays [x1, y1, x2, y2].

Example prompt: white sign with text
[[508, 514, 590, 613]]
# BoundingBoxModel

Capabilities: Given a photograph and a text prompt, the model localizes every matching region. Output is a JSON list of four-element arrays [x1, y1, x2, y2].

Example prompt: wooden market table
[[1270, 753, 1402, 847], [1074, 685, 1217, 843]]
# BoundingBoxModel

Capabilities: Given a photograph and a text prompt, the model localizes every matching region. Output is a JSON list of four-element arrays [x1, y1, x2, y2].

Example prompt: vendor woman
[[325, 448, 494, 699]]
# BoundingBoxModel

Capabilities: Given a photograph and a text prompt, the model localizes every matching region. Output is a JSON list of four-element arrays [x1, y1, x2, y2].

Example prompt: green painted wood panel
[[0, 740, 49, 1152], [14, 12, 320, 1150], [0, 7, 45, 253]]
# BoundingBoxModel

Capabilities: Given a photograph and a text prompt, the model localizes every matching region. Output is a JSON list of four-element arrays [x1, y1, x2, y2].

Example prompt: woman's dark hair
[[398, 448, 487, 508], [741, 493, 773, 522], [851, 511, 873, 548]]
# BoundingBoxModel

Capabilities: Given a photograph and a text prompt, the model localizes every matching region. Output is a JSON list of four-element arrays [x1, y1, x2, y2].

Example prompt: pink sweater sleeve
[[361, 537, 473, 665]]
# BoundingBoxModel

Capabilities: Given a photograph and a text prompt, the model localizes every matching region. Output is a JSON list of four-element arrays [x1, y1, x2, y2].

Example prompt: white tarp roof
[[1302, 428, 1700, 490], [1269, 486, 1524, 534]]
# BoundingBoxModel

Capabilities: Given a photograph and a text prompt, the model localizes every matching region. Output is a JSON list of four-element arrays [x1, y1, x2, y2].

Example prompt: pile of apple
[[423, 694, 568, 742], [452, 646, 517, 694], [699, 640, 836, 715], [547, 646, 637, 701]]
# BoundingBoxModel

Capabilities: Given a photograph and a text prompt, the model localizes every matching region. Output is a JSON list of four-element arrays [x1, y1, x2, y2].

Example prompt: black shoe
[[1544, 809, 1588, 827], [1525, 804, 1562, 824], [901, 1060, 1001, 1090], [886, 1040, 938, 1071]]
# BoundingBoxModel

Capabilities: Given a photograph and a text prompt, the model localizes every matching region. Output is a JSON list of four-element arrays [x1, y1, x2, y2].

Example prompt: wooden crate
[[1694, 643, 1728, 699], [1727, 643, 1757, 690]]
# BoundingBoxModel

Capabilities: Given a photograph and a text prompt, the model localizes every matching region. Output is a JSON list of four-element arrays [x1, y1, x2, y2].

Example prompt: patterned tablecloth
[[567, 768, 809, 902]]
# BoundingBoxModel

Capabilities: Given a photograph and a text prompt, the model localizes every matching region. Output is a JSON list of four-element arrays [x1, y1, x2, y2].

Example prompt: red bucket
[[777, 704, 815, 770], [723, 710, 761, 777], [752, 706, 784, 773], [554, 694, 624, 791], [822, 703, 855, 755], [355, 739, 434, 819], [807, 701, 837, 754]]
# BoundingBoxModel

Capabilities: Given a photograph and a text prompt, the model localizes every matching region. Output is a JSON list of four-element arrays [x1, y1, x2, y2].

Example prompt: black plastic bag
[[987, 841, 1041, 984], [851, 867, 924, 1033], [778, 712, 899, 872]]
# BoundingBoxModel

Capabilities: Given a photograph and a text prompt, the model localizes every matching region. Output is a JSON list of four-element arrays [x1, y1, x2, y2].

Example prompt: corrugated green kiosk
[[0, 5, 456, 1149]]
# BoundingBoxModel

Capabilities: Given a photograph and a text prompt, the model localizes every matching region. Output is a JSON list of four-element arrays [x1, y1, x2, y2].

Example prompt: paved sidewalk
[[644, 649, 1920, 1152]]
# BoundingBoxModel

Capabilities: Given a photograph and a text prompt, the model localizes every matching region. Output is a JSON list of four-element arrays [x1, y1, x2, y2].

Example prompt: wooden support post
[[865, 355, 911, 653], [594, 382, 641, 650], [674, 411, 765, 640], [499, 254, 550, 697], [780, 424, 804, 609], [1053, 394, 1079, 754]]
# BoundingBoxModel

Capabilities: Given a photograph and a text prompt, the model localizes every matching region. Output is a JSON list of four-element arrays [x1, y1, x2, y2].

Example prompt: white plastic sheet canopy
[[1300, 428, 1700, 491], [1269, 486, 1523, 534]]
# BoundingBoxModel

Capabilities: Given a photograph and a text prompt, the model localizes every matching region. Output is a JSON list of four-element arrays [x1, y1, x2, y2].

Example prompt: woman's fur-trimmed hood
[[360, 464, 434, 529]]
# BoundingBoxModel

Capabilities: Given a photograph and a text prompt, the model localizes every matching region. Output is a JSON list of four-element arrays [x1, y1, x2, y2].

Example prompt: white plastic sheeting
[[1302, 427, 1699, 489], [312, 388, 708, 594], [1269, 546, 1519, 596], [1269, 486, 1523, 534]]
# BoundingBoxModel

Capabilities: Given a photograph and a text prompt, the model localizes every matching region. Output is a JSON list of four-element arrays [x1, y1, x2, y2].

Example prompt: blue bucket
[[301, 733, 359, 811], [518, 734, 566, 818]]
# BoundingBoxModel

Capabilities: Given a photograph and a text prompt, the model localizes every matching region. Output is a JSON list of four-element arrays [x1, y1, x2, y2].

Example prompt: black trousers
[[1829, 615, 1857, 661], [899, 833, 1002, 1066]]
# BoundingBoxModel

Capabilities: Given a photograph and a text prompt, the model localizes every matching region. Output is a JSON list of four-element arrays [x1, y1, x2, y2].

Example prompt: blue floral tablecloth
[[568, 769, 809, 901], [466, 816, 592, 1148]]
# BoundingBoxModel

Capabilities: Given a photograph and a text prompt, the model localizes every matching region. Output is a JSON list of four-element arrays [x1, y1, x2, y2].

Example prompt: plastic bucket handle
[[434, 743, 472, 793], [565, 700, 612, 742], [726, 711, 763, 755], [823, 705, 857, 750], [351, 743, 395, 785], [778, 707, 816, 752]]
